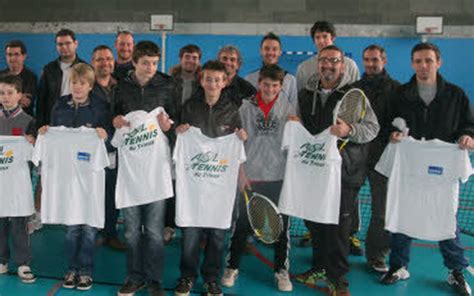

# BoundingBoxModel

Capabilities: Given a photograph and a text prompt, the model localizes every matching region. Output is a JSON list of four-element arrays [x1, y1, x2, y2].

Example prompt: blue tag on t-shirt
[[77, 152, 91, 162], [428, 165, 443, 175]]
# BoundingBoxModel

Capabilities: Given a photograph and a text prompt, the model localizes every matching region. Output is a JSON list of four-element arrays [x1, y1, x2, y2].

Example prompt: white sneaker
[[275, 270, 293, 292], [221, 268, 238, 287], [17, 265, 36, 284], [0, 263, 7, 274]]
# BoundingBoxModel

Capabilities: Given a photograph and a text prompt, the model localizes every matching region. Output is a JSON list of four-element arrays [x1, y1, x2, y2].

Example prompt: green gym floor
[[0, 225, 472, 296]]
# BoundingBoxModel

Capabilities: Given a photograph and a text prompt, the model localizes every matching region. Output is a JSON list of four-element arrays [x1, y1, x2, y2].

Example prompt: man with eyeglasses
[[295, 45, 378, 296], [351, 45, 400, 273], [0, 40, 37, 116], [37, 28, 86, 127], [90, 45, 127, 252], [296, 21, 359, 92], [217, 45, 256, 107]]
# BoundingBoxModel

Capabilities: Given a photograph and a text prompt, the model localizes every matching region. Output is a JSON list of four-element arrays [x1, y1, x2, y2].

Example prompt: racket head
[[333, 88, 367, 125], [245, 191, 283, 244]]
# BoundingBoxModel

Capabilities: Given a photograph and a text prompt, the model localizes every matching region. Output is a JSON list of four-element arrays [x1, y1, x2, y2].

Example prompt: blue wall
[[0, 33, 473, 101]]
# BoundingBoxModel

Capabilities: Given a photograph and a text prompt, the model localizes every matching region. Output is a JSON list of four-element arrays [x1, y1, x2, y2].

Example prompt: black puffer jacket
[[353, 70, 400, 167], [390, 74, 474, 142], [114, 71, 177, 122], [181, 92, 242, 138], [37, 56, 86, 126]]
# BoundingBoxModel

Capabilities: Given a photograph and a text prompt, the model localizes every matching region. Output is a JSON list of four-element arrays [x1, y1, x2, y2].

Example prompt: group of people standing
[[0, 19, 473, 296]]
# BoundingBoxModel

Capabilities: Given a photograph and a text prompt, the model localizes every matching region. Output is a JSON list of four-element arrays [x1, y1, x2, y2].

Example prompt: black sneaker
[[76, 275, 93, 291], [448, 270, 472, 296], [349, 236, 364, 256], [148, 281, 165, 296], [117, 280, 145, 296], [204, 281, 223, 296], [380, 266, 410, 285], [175, 277, 193, 296], [62, 272, 76, 289]]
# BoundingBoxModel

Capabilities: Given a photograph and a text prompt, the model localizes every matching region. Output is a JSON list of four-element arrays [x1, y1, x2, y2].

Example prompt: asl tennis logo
[[124, 123, 159, 151], [187, 151, 229, 178], [0, 146, 14, 170], [296, 142, 326, 166]]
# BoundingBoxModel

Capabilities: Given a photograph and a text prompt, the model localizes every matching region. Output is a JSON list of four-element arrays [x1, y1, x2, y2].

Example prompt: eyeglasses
[[318, 57, 342, 64], [56, 41, 73, 47]]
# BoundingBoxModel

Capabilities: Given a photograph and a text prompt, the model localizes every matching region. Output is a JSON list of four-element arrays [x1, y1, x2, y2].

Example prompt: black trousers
[[304, 184, 360, 281]]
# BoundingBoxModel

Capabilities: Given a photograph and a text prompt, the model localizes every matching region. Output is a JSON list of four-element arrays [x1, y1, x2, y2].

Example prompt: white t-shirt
[[111, 107, 174, 209], [376, 137, 472, 241], [279, 121, 342, 224], [32, 126, 109, 228], [0, 136, 34, 217], [60, 61, 72, 96], [173, 127, 246, 229]]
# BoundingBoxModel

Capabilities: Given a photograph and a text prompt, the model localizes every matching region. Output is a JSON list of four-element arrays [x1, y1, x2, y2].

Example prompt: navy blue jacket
[[50, 94, 113, 150]]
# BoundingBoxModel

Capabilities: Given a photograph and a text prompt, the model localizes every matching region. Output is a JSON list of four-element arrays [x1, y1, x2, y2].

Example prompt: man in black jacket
[[217, 45, 256, 107], [37, 28, 86, 126], [295, 45, 379, 296], [0, 40, 37, 116], [381, 42, 473, 296], [352, 44, 401, 273], [113, 40, 176, 296]]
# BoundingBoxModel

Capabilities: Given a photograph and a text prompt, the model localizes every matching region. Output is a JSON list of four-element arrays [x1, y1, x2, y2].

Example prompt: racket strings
[[337, 90, 366, 124], [247, 195, 282, 243]]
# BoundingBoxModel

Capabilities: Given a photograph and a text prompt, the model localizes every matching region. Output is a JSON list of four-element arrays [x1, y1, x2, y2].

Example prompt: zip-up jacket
[[390, 74, 474, 142], [37, 56, 86, 127], [298, 77, 379, 187], [181, 92, 242, 138], [352, 70, 400, 167]]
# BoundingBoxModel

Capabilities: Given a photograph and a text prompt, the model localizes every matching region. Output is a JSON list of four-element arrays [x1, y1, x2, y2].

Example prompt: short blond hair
[[70, 63, 95, 86]]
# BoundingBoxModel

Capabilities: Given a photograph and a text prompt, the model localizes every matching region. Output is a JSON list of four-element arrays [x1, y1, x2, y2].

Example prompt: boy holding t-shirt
[[174, 60, 247, 296], [0, 74, 36, 284]]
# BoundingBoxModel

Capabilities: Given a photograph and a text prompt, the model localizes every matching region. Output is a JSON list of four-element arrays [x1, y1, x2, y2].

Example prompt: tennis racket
[[243, 189, 283, 244], [333, 88, 368, 150]]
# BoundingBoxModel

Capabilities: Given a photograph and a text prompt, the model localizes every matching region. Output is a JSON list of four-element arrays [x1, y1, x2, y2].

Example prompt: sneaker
[[17, 265, 36, 284], [349, 236, 364, 256], [295, 268, 329, 286], [0, 263, 8, 274], [117, 280, 145, 296], [63, 272, 77, 289], [448, 270, 472, 296], [148, 281, 166, 296], [163, 226, 176, 245], [380, 266, 410, 284], [328, 277, 351, 296], [203, 281, 223, 296], [221, 268, 238, 287], [76, 275, 93, 291], [275, 270, 293, 292], [368, 260, 389, 273], [175, 277, 193, 296]]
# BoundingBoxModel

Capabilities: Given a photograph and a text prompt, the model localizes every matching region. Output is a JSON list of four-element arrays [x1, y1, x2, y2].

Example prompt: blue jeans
[[180, 227, 227, 283], [123, 200, 165, 284], [65, 225, 98, 276], [389, 226, 469, 271]]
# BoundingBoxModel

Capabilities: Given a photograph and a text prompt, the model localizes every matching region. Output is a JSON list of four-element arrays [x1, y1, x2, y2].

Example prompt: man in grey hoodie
[[295, 45, 378, 296]]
